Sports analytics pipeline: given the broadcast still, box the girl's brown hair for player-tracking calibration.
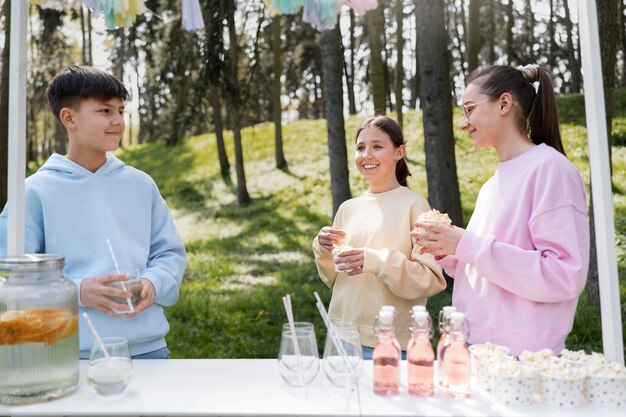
[467,65,565,155]
[355,116,412,186]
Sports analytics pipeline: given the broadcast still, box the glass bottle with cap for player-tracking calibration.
[0,254,79,405]
[373,307,400,395]
[436,305,456,388]
[442,311,471,398]
[407,310,434,396]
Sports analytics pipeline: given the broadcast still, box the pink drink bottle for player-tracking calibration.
[407,310,434,396]
[406,305,426,352]
[436,305,456,388]
[442,312,471,398]
[373,309,400,395]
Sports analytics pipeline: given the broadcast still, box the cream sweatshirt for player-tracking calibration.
[313,186,446,348]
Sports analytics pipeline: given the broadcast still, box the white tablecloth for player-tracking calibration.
[3,359,625,416]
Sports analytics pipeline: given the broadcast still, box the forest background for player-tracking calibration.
[0,0,625,358]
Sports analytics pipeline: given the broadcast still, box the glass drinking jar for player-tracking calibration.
[0,254,79,405]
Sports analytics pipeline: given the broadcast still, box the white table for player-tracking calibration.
[4,359,625,416]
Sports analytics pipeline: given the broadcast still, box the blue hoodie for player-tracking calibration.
[0,153,187,357]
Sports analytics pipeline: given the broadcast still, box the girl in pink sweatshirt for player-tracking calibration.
[413,65,589,355]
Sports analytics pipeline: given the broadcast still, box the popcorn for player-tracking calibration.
[539,358,586,379]
[519,348,554,365]
[469,343,512,391]
[587,361,626,378]
[417,209,451,223]
[560,349,588,362]
[492,361,537,378]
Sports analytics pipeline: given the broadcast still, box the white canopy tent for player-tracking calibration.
[5,1,624,364]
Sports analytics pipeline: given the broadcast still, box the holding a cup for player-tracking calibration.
[107,269,142,314]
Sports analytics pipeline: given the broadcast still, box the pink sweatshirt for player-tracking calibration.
[438,144,589,356]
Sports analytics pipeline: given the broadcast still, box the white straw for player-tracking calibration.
[106,238,133,312]
[106,239,120,272]
[282,294,302,359]
[314,292,359,382]
[82,312,110,359]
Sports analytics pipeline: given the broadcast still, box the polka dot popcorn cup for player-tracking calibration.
[468,343,511,392]
[585,362,626,406]
[540,368,586,407]
[491,363,537,405]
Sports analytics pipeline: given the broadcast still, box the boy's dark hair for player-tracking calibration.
[47,66,129,126]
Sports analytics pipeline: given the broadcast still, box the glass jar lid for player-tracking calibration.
[0,254,65,273]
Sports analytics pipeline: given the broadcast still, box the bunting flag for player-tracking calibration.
[32,0,205,33]
[29,0,82,11]
[181,0,205,33]
[263,0,379,31]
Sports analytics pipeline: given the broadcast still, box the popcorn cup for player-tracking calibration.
[468,344,510,392]
[492,369,537,405]
[585,373,626,406]
[332,244,352,273]
[540,371,586,407]
[417,220,452,233]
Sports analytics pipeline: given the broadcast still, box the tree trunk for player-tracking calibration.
[562,0,581,93]
[505,0,516,64]
[547,0,557,70]
[524,0,536,62]
[320,26,351,217]
[346,10,357,115]
[597,0,618,164]
[415,0,463,228]
[366,9,386,114]
[55,122,66,155]
[226,0,250,205]
[587,186,600,306]
[621,0,626,87]
[485,0,496,64]
[87,10,93,65]
[0,0,10,208]
[395,0,404,127]
[210,84,230,180]
[410,0,420,110]
[466,0,481,74]
[80,6,87,64]
[587,0,619,306]
[272,16,287,169]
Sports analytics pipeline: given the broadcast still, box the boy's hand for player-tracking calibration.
[80,274,132,317]
[125,279,156,318]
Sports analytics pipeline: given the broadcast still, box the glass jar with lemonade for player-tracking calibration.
[0,254,79,405]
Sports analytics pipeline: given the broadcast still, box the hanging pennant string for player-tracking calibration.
[264,0,306,15]
[342,0,378,15]
[29,0,82,11]
[182,0,205,33]
[263,0,380,31]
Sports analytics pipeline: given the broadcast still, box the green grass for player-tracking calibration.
[116,91,626,359]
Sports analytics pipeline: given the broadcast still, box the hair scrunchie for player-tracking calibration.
[516,64,540,83]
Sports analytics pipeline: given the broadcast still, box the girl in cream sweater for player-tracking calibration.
[313,116,446,359]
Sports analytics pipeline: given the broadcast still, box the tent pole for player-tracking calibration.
[577,0,624,365]
[6,0,27,256]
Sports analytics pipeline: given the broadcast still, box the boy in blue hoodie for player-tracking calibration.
[0,66,187,359]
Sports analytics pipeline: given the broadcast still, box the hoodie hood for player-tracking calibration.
[38,153,126,177]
